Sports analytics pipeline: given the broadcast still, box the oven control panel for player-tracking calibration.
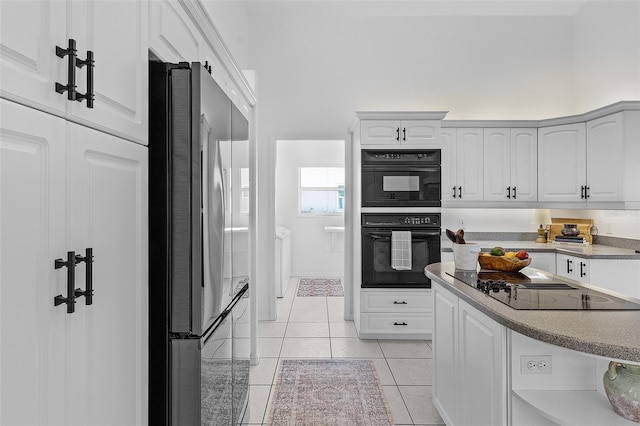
[362,213,441,228]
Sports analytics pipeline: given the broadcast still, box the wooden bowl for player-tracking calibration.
[478,255,532,272]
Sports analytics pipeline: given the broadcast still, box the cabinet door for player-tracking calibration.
[527,252,556,274]
[483,128,511,201]
[66,123,148,426]
[432,284,458,426]
[149,0,201,63]
[441,128,457,201]
[555,253,588,281]
[360,120,400,145]
[401,120,441,147]
[456,128,483,201]
[458,299,506,426]
[586,113,623,203]
[68,0,148,144]
[0,100,67,425]
[0,1,66,114]
[510,128,537,202]
[538,124,586,202]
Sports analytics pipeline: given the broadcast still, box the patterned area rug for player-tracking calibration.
[267,359,394,426]
[296,278,344,297]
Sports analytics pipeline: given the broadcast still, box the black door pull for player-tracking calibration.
[75,51,94,108]
[54,251,77,313]
[74,248,94,305]
[55,39,77,101]
[393,301,408,305]
[393,322,408,326]
[507,186,511,199]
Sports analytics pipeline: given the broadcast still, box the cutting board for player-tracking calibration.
[548,218,593,244]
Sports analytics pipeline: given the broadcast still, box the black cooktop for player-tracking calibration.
[446,270,640,310]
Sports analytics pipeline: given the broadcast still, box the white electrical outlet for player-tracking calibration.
[606,223,613,235]
[459,218,465,229]
[521,355,552,374]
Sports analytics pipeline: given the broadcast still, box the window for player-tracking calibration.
[299,167,345,214]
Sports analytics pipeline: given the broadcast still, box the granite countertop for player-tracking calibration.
[441,240,640,260]
[425,262,640,363]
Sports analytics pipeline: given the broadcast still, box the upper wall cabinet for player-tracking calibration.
[149,0,201,63]
[483,128,537,203]
[538,123,587,203]
[361,120,441,147]
[538,110,640,207]
[0,0,149,145]
[442,128,484,203]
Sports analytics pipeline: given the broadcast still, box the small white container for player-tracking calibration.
[452,242,480,271]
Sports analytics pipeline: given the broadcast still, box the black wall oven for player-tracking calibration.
[361,213,441,288]
[361,149,441,208]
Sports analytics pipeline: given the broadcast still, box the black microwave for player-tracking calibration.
[361,149,441,207]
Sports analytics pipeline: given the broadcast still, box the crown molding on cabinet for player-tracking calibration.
[180,0,257,107]
[349,110,449,130]
[350,101,640,132]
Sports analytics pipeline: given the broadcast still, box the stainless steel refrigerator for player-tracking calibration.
[149,61,250,425]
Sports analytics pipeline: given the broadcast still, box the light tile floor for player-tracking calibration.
[246,277,445,426]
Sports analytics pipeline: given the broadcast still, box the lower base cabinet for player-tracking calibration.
[1,99,148,425]
[357,289,432,339]
[433,281,507,426]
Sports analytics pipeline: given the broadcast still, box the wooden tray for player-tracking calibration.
[478,255,531,272]
[548,218,593,244]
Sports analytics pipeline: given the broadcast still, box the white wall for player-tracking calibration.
[276,140,345,277]
[444,208,640,241]
[573,1,640,111]
[200,1,251,70]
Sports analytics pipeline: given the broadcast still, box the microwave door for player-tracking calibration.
[202,125,226,334]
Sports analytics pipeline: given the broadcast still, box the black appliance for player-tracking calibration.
[361,149,441,207]
[149,61,250,425]
[447,270,640,310]
[361,213,441,288]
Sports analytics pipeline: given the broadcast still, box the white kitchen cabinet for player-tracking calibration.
[538,123,587,203]
[432,281,507,426]
[556,253,589,282]
[149,0,201,63]
[484,128,537,202]
[0,0,148,145]
[358,289,432,339]
[432,283,458,426]
[361,119,441,147]
[0,99,148,425]
[585,112,624,203]
[442,127,484,202]
[527,252,556,274]
[588,259,640,299]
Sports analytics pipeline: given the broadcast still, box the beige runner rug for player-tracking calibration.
[267,359,394,425]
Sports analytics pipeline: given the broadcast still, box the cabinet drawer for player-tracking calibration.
[360,313,432,335]
[361,290,432,313]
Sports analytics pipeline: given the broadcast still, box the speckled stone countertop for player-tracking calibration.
[441,240,640,259]
[425,262,640,363]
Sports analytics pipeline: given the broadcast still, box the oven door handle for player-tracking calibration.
[361,166,441,173]
[364,230,441,238]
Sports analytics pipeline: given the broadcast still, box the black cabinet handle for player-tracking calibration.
[393,322,408,326]
[393,301,408,305]
[74,248,94,305]
[580,262,586,277]
[513,187,517,199]
[396,127,400,141]
[402,128,406,141]
[581,186,585,199]
[567,259,573,274]
[452,186,457,198]
[75,51,94,108]
[54,251,77,313]
[458,186,462,199]
[55,39,77,101]
[507,186,511,199]
[585,186,590,199]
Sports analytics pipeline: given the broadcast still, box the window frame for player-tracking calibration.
[297,165,345,217]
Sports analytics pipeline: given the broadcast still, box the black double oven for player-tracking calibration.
[361,149,442,288]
